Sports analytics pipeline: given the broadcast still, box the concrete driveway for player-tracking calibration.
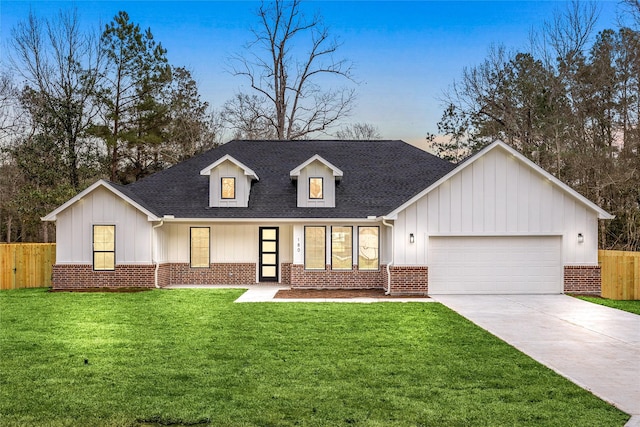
[432,295,640,423]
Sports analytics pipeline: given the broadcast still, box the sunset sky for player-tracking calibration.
[1,1,625,146]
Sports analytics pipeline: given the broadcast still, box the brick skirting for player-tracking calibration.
[281,263,292,285]
[157,263,171,287]
[388,266,428,295]
[169,263,257,285]
[54,262,584,296]
[52,264,156,289]
[286,264,427,295]
[564,265,601,295]
[52,262,257,288]
[289,264,386,289]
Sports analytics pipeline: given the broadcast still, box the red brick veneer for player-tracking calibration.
[169,263,256,285]
[52,264,155,289]
[52,262,257,288]
[389,266,428,295]
[157,263,171,287]
[280,263,292,285]
[289,264,386,289]
[564,265,601,295]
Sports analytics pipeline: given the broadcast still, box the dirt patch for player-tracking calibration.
[275,288,429,299]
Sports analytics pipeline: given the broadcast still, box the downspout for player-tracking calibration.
[382,217,394,295]
[152,220,164,288]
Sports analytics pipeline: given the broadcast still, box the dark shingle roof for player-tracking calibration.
[125,140,456,219]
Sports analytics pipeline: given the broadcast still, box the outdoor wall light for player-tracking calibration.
[577,233,584,244]
[409,233,415,244]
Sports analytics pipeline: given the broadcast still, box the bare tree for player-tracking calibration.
[221,93,277,140]
[10,9,105,189]
[0,72,27,145]
[229,0,356,140]
[621,0,640,28]
[544,0,599,63]
[335,122,382,140]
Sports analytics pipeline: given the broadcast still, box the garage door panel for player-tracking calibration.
[429,236,562,294]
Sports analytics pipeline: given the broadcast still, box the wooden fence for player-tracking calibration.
[599,250,640,300]
[0,244,56,290]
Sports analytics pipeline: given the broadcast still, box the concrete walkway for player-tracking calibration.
[234,286,435,303]
[165,285,435,303]
[432,295,640,424]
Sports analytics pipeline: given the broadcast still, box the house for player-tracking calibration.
[43,139,613,295]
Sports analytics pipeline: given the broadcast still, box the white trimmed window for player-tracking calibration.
[358,226,379,270]
[93,225,115,271]
[221,177,235,199]
[331,226,352,270]
[304,226,326,270]
[190,227,210,268]
[309,177,323,199]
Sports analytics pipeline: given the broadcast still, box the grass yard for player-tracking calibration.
[0,289,629,427]
[575,295,640,315]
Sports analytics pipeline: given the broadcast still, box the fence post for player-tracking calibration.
[12,244,16,290]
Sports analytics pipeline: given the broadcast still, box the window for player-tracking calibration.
[190,227,210,268]
[358,226,379,270]
[304,226,325,270]
[331,226,352,270]
[221,177,235,199]
[309,177,323,199]
[93,225,115,271]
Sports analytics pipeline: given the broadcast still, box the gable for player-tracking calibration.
[54,185,153,264]
[420,147,592,233]
[42,180,160,222]
[200,154,258,180]
[390,144,607,266]
[386,141,613,221]
[290,154,343,179]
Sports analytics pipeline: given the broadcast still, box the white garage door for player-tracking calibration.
[428,236,562,294]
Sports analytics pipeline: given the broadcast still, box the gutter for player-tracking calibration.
[152,220,164,288]
[382,217,394,295]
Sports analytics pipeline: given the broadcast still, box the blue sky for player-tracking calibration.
[1,1,624,146]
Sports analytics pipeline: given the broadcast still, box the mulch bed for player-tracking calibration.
[275,288,429,299]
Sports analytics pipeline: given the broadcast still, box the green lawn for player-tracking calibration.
[0,289,629,427]
[575,295,640,315]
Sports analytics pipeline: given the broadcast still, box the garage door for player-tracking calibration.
[428,236,562,294]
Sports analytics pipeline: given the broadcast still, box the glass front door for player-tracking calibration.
[259,227,278,282]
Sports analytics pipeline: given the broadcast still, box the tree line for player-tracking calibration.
[431,1,640,251]
[0,9,223,242]
[2,1,636,251]
[0,2,378,242]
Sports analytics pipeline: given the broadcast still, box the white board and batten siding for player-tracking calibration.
[159,223,293,266]
[55,186,152,264]
[393,146,599,267]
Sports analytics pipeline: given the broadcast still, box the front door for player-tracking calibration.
[259,227,279,282]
